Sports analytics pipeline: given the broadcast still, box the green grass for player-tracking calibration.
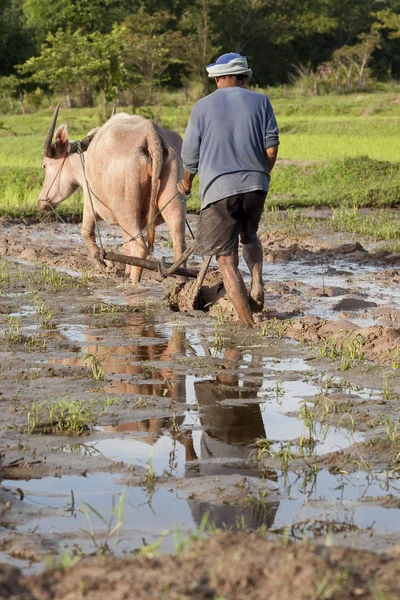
[27,396,116,435]
[263,205,400,247]
[2,91,400,219]
[279,131,400,162]
[328,206,400,240]
[268,89,400,117]
[269,156,400,209]
[0,165,83,219]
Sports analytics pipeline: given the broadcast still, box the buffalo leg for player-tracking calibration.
[157,155,187,269]
[160,195,187,271]
[124,231,148,283]
[81,203,105,266]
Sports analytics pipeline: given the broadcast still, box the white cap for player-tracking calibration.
[206,53,252,79]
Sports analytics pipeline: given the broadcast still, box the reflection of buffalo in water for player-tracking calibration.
[58,318,186,400]
[102,417,174,445]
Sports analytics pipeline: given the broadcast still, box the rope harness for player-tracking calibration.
[44,144,194,258]
[77,144,105,255]
[44,157,68,224]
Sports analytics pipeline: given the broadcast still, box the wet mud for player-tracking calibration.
[0,212,400,598]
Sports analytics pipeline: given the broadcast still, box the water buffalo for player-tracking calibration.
[38,106,186,282]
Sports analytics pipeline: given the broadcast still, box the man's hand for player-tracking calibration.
[266,145,278,173]
[177,170,196,197]
[177,180,191,196]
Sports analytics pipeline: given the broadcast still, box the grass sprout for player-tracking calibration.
[81,489,127,555]
[27,396,116,435]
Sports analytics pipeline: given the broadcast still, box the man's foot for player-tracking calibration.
[248,290,264,313]
[217,255,255,326]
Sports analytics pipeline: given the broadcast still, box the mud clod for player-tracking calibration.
[166,271,225,313]
[333,297,378,311]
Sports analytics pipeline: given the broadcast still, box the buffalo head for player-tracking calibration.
[38,104,81,211]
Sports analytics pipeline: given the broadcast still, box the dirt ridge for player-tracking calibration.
[2,533,400,600]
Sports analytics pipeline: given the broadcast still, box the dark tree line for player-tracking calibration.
[1,0,400,110]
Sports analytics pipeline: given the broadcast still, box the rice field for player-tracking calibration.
[1,91,400,218]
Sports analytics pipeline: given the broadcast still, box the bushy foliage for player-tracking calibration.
[2,0,400,111]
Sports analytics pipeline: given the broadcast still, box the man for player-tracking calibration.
[177,52,279,327]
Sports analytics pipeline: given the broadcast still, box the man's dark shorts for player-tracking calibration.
[196,190,267,257]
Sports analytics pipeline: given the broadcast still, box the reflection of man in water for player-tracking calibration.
[184,348,279,532]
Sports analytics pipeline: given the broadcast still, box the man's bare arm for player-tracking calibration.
[177,170,196,195]
[266,146,278,173]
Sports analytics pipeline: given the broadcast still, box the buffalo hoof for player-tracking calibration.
[89,255,107,272]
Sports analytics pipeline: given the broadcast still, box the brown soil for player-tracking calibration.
[2,532,400,600]
[169,276,400,365]
[259,229,400,266]
[286,316,400,365]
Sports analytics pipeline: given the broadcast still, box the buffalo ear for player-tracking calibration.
[54,124,70,157]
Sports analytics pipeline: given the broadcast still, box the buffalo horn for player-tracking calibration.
[111,103,117,117]
[42,103,60,157]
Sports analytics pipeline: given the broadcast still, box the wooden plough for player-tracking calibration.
[104,242,213,305]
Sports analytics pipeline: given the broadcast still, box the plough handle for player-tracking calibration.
[104,251,199,279]
[160,242,196,276]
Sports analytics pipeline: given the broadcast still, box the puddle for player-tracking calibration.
[53,325,197,399]
[4,465,400,562]
[91,372,362,472]
[261,357,312,372]
[57,323,91,343]
[0,291,29,299]
[9,304,38,318]
[54,335,364,469]
[2,473,196,554]
[261,259,400,326]
[28,323,383,562]
[11,257,83,279]
[273,468,400,542]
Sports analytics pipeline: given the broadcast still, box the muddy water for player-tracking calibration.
[3,310,399,568]
[261,259,400,325]
[2,473,195,557]
[1,223,400,573]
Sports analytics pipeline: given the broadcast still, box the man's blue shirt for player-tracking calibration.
[182,87,279,209]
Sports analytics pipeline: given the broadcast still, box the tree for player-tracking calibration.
[22,0,133,42]
[179,0,221,96]
[372,8,400,78]
[331,30,381,89]
[2,0,400,100]
[123,9,185,104]
[326,0,379,46]
[208,0,337,85]
[0,75,21,111]
[17,27,130,116]
[0,0,35,76]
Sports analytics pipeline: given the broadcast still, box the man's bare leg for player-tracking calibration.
[217,255,254,326]
[243,238,264,312]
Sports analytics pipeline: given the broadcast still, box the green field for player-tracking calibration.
[1,90,400,219]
